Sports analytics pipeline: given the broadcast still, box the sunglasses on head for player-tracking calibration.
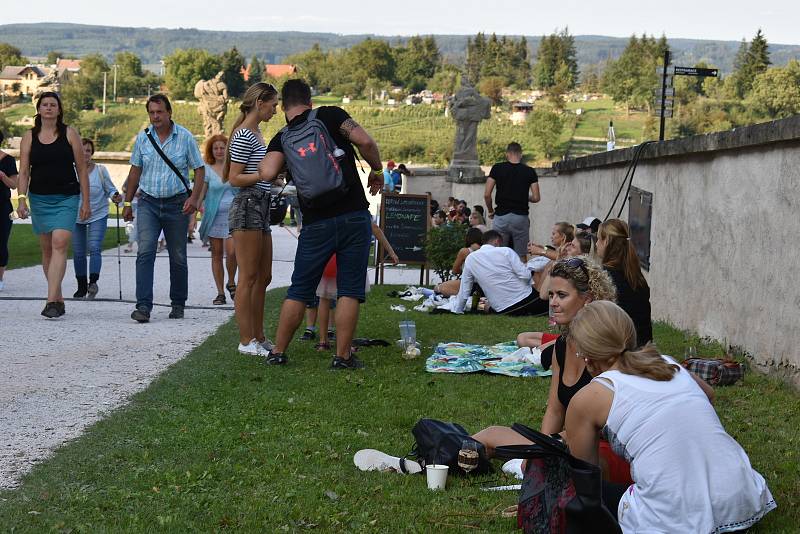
[562,257,589,278]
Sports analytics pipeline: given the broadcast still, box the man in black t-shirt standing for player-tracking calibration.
[484,142,540,259]
[258,79,384,369]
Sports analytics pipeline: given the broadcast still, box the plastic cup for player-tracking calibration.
[399,321,410,341]
[426,464,448,491]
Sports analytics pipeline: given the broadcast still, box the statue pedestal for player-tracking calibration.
[447,159,486,183]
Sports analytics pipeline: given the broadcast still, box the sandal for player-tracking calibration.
[315,342,331,352]
[226,283,236,300]
[213,294,226,305]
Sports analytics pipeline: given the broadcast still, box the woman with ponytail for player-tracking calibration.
[566,301,775,533]
[224,82,280,357]
[596,218,652,345]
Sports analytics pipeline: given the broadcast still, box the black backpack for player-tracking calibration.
[410,419,492,476]
[279,108,349,208]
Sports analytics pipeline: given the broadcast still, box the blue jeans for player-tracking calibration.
[73,217,107,277]
[135,192,189,310]
[286,209,372,304]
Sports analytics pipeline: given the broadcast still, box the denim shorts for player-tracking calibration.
[228,186,271,233]
[287,209,372,304]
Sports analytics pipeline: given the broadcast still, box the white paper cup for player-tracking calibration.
[426,464,448,491]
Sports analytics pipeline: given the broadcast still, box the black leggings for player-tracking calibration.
[499,291,549,316]
[0,210,12,267]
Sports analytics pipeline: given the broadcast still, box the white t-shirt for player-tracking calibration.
[453,244,533,313]
[595,357,776,533]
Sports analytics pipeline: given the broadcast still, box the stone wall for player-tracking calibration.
[406,115,800,388]
[550,117,800,388]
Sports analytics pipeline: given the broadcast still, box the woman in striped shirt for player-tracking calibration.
[224,82,279,356]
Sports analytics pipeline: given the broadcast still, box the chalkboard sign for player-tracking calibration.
[379,193,430,265]
[629,186,653,271]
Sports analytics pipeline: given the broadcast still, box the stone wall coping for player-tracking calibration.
[554,114,800,173]
[4,149,132,162]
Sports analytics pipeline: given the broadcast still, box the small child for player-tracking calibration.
[314,254,339,351]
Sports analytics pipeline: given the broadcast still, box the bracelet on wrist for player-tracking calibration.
[17,194,27,200]
[124,201,132,207]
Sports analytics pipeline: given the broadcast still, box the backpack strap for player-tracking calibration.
[144,127,191,194]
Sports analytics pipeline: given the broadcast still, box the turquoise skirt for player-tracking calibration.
[29,193,79,235]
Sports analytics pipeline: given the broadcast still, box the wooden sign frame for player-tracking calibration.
[375,192,431,285]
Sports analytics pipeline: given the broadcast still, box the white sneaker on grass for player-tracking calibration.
[238,339,267,356]
[353,449,422,474]
[501,458,524,480]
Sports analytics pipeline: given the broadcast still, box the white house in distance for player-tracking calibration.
[510,101,534,125]
[0,59,82,97]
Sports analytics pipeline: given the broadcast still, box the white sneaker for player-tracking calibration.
[501,458,524,480]
[353,449,422,474]
[238,339,267,356]
[260,338,275,352]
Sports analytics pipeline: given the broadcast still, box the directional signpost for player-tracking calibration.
[655,54,720,140]
[656,51,672,141]
[674,66,719,77]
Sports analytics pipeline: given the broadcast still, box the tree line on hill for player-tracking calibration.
[2,27,799,143]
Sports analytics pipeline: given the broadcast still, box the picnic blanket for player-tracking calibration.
[426,342,552,378]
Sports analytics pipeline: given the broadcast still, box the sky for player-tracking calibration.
[4,0,800,44]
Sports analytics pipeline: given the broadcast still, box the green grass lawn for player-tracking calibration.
[567,98,649,142]
[0,287,797,532]
[7,220,128,270]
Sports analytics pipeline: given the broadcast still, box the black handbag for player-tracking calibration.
[494,423,620,534]
[269,193,287,225]
[410,419,492,476]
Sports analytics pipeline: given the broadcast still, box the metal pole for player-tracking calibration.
[113,64,117,102]
[659,50,670,141]
[116,202,122,300]
[102,71,107,115]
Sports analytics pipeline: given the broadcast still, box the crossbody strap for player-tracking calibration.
[144,128,191,194]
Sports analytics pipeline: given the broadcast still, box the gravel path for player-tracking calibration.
[0,224,425,489]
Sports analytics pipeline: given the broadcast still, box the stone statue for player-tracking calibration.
[447,82,491,182]
[194,71,229,137]
[34,70,60,103]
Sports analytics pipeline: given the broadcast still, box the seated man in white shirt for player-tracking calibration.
[453,230,548,316]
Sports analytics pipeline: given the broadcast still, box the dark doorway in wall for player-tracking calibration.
[628,186,653,271]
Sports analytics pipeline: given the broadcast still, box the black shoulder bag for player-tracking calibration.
[494,423,621,534]
[144,128,192,194]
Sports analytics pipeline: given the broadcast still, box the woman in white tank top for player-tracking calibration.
[565,301,776,534]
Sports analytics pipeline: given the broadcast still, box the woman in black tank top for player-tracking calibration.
[471,257,616,454]
[15,92,91,318]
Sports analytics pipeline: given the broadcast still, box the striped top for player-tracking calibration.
[229,128,270,193]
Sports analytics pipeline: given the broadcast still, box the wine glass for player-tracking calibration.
[458,440,480,474]
[684,345,698,361]
[547,305,558,333]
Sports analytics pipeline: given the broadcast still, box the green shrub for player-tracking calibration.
[425,223,467,282]
[392,140,426,161]
[477,137,508,166]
